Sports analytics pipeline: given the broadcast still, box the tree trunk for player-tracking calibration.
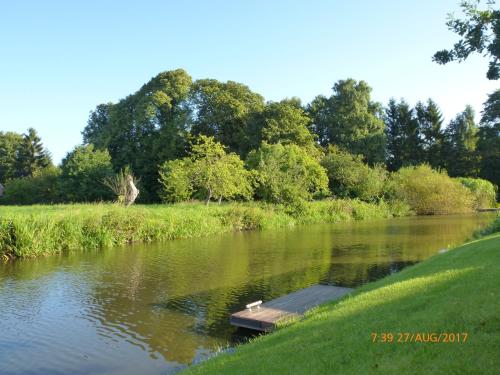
[125,175,139,206]
[205,189,212,206]
[218,196,222,205]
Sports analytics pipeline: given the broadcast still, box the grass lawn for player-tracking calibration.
[184,231,500,375]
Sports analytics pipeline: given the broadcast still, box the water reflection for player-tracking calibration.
[0,213,494,375]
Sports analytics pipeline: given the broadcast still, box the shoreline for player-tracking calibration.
[0,199,410,259]
[183,216,500,374]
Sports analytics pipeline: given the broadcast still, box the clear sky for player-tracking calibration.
[0,0,497,162]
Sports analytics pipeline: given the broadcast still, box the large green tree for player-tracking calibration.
[415,99,445,169]
[14,128,52,178]
[82,69,193,201]
[477,89,500,191]
[189,79,265,156]
[443,105,479,176]
[308,79,385,164]
[251,99,316,151]
[59,144,115,202]
[246,143,328,205]
[433,0,500,80]
[0,131,23,182]
[384,99,424,171]
[159,135,252,204]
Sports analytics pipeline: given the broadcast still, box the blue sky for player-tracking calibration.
[0,0,497,162]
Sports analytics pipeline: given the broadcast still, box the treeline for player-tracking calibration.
[0,69,498,211]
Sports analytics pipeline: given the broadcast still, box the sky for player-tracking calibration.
[0,0,498,163]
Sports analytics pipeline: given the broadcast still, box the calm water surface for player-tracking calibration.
[0,213,495,375]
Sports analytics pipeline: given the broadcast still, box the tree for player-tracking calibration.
[59,144,114,202]
[433,0,500,80]
[481,88,500,124]
[189,79,265,156]
[0,131,23,182]
[321,146,387,202]
[246,143,329,205]
[415,99,445,169]
[189,135,253,204]
[384,99,424,171]
[158,159,194,203]
[443,105,479,176]
[82,69,193,201]
[308,79,385,164]
[82,103,114,149]
[251,99,317,151]
[159,135,253,204]
[477,89,500,191]
[14,128,52,178]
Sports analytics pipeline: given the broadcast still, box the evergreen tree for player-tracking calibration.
[415,99,444,169]
[384,99,423,171]
[443,105,479,177]
[477,89,500,192]
[14,128,52,178]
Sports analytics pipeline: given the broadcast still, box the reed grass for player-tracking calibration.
[0,199,409,259]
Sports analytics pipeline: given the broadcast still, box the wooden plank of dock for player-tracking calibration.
[230,284,353,331]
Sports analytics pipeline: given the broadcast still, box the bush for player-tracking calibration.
[0,166,62,205]
[457,177,497,209]
[59,144,114,202]
[158,159,194,203]
[158,135,253,204]
[389,165,474,215]
[246,143,329,206]
[321,146,387,202]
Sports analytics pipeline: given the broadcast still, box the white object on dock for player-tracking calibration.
[245,300,262,311]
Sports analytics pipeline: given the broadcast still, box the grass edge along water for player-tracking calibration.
[0,199,410,259]
[183,215,500,375]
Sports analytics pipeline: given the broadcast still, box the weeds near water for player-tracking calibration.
[0,200,411,258]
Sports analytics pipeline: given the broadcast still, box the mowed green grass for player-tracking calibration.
[184,231,500,375]
[0,200,402,258]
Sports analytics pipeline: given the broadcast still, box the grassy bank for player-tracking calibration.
[185,218,500,375]
[0,199,408,259]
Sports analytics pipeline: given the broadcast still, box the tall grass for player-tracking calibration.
[0,200,411,259]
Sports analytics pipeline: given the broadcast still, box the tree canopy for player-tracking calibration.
[433,0,500,80]
[2,68,499,206]
[60,144,114,202]
[246,143,328,205]
[158,135,253,204]
[308,79,385,164]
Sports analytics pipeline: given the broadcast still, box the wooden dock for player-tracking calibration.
[230,284,353,331]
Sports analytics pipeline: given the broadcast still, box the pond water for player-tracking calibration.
[0,213,495,375]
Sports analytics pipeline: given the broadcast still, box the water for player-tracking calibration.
[0,213,495,375]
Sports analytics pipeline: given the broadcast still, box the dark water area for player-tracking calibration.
[0,213,495,375]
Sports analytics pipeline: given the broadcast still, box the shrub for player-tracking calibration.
[0,166,62,205]
[59,144,114,202]
[158,135,253,204]
[321,146,387,202]
[389,165,474,215]
[246,143,329,206]
[158,159,194,203]
[457,177,497,209]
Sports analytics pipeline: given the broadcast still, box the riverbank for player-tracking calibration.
[184,218,500,375]
[0,199,410,259]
